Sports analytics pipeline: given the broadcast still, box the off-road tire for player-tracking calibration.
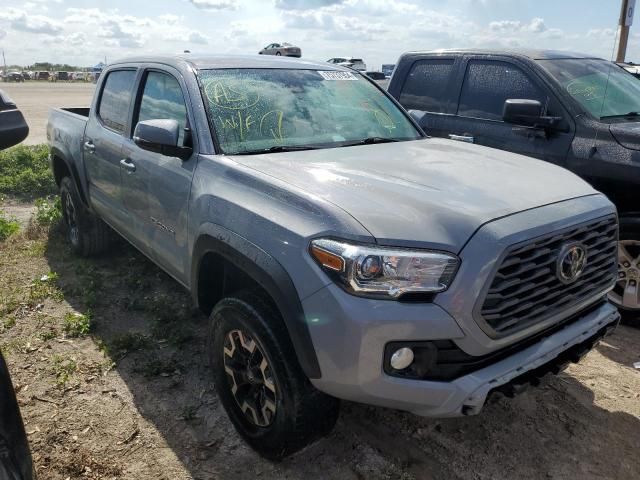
[60,176,111,257]
[208,290,340,459]
[610,218,640,325]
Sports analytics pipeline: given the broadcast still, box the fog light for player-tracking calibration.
[390,347,414,370]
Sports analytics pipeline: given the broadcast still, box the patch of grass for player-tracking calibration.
[29,272,64,304]
[1,316,16,332]
[38,328,57,341]
[63,311,91,337]
[0,144,56,198]
[0,211,20,241]
[149,303,195,346]
[51,355,77,386]
[35,197,62,227]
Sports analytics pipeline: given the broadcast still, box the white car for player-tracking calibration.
[326,57,367,71]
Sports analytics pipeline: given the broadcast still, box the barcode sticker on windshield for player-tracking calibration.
[318,71,359,81]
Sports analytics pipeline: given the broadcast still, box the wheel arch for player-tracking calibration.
[49,147,89,207]
[191,225,321,379]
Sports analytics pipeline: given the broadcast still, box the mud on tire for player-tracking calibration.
[208,290,340,459]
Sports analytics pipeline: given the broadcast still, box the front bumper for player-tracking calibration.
[305,286,619,418]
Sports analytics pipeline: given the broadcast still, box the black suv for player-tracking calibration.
[388,50,640,319]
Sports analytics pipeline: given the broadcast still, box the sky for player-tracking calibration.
[0,0,639,70]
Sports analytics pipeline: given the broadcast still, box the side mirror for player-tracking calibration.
[503,99,562,129]
[133,119,192,159]
[0,90,29,150]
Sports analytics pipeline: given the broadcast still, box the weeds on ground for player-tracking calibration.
[63,311,91,337]
[0,145,56,198]
[35,197,62,227]
[51,354,77,386]
[102,332,153,359]
[0,211,20,241]
[134,354,182,378]
[29,272,64,304]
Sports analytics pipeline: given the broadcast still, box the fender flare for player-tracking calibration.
[191,224,322,379]
[49,146,89,207]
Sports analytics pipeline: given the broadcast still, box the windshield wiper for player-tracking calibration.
[601,111,640,120]
[340,137,402,147]
[234,145,322,155]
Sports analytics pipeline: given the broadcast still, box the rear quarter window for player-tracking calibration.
[399,59,455,114]
[98,70,136,134]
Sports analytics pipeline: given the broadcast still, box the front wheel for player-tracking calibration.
[59,177,111,256]
[208,291,339,459]
[609,219,640,324]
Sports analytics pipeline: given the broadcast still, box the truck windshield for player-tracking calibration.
[198,68,422,154]
[538,58,640,120]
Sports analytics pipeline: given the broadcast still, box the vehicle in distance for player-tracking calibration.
[3,72,24,82]
[381,63,395,78]
[388,49,640,319]
[326,57,367,71]
[35,71,50,81]
[258,42,301,57]
[617,61,640,79]
[48,54,620,459]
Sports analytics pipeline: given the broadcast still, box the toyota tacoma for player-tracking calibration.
[47,55,620,459]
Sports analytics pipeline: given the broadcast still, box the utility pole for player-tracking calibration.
[616,0,636,62]
[2,49,6,75]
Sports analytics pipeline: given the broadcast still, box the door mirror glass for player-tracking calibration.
[134,119,191,159]
[0,91,29,150]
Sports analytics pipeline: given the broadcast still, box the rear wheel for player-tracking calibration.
[60,176,111,256]
[275,51,281,56]
[609,219,640,324]
[208,291,339,459]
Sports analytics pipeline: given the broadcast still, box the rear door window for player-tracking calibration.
[399,59,455,114]
[458,60,545,121]
[98,70,136,134]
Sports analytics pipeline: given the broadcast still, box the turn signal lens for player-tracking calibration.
[310,244,345,272]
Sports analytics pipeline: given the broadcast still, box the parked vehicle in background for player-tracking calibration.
[388,49,640,320]
[54,71,70,82]
[258,42,301,57]
[0,89,34,480]
[48,54,620,459]
[365,71,385,80]
[21,71,31,81]
[36,71,50,81]
[326,57,367,71]
[617,62,640,79]
[382,64,395,78]
[3,72,24,82]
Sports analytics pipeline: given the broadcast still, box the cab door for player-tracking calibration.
[445,56,575,166]
[84,69,137,234]
[120,67,198,283]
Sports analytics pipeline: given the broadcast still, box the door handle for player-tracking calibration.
[120,158,136,173]
[448,134,474,144]
[83,141,96,153]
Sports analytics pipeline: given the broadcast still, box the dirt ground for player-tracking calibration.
[1,82,95,145]
[1,202,639,480]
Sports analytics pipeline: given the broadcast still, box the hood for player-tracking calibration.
[231,138,597,252]
[609,121,640,150]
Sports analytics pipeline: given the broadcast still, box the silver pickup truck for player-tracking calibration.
[47,55,620,459]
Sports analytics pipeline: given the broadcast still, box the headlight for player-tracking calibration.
[309,238,459,299]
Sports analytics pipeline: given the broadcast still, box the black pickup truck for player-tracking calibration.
[388,49,640,319]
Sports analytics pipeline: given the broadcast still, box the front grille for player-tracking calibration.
[480,215,618,335]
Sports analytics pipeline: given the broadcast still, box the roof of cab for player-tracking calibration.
[401,49,604,61]
[108,54,347,71]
